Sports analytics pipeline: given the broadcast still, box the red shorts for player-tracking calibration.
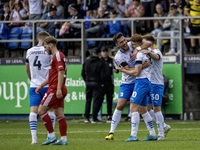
[41,87,67,109]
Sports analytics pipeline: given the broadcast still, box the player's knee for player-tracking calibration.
[116,104,124,111]
[38,107,46,116]
[38,109,43,116]
[54,111,62,119]
[130,104,140,113]
[55,114,64,119]
[139,109,147,115]
[153,106,161,113]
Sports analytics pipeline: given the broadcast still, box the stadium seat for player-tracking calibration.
[88,41,95,48]
[8,27,22,50]
[84,16,91,29]
[20,27,32,49]
[55,28,60,38]
[36,27,44,35]
[0,23,8,40]
[121,25,126,37]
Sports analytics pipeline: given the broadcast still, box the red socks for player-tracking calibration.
[40,113,54,133]
[40,113,67,137]
[58,116,67,136]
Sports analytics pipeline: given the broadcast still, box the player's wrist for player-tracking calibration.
[39,85,43,89]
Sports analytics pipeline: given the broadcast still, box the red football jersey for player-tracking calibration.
[48,51,67,90]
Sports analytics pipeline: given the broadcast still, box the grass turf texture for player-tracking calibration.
[0,119,200,150]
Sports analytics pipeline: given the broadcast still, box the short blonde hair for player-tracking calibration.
[130,34,143,43]
[43,36,57,46]
[143,34,155,44]
[38,31,50,41]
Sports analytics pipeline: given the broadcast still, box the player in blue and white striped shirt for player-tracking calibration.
[141,35,171,140]
[117,34,157,142]
[105,33,136,140]
[26,31,56,144]
[105,32,151,140]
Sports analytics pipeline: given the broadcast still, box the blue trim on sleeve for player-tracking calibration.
[135,63,140,66]
[34,45,43,47]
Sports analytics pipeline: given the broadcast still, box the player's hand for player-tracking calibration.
[143,60,151,69]
[116,65,125,72]
[113,68,119,73]
[35,86,42,94]
[140,50,149,54]
[56,89,63,99]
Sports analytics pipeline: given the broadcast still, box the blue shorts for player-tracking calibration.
[118,83,135,100]
[29,87,48,107]
[130,78,151,106]
[148,84,164,106]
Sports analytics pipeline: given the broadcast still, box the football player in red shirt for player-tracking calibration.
[36,36,68,145]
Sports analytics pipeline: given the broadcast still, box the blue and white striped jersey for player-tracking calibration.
[150,49,164,85]
[114,42,136,84]
[26,45,52,87]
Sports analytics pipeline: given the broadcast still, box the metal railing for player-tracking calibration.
[1,16,200,64]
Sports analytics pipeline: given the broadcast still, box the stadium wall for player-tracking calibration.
[0,63,182,116]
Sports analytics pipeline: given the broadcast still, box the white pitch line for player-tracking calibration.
[0,128,200,135]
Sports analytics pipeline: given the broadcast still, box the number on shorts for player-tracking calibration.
[151,94,159,100]
[132,91,137,97]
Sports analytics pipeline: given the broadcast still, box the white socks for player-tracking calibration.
[148,110,156,122]
[130,112,140,137]
[49,132,55,138]
[61,136,67,142]
[29,112,37,140]
[142,112,156,136]
[30,111,57,139]
[109,109,122,133]
[149,110,166,136]
[155,111,164,137]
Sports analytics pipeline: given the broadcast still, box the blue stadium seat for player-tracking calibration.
[20,27,32,49]
[36,27,44,35]
[55,28,60,38]
[0,23,8,40]
[84,16,91,29]
[121,25,126,37]
[8,27,22,49]
[88,41,95,48]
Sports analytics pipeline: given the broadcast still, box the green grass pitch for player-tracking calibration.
[0,119,200,150]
